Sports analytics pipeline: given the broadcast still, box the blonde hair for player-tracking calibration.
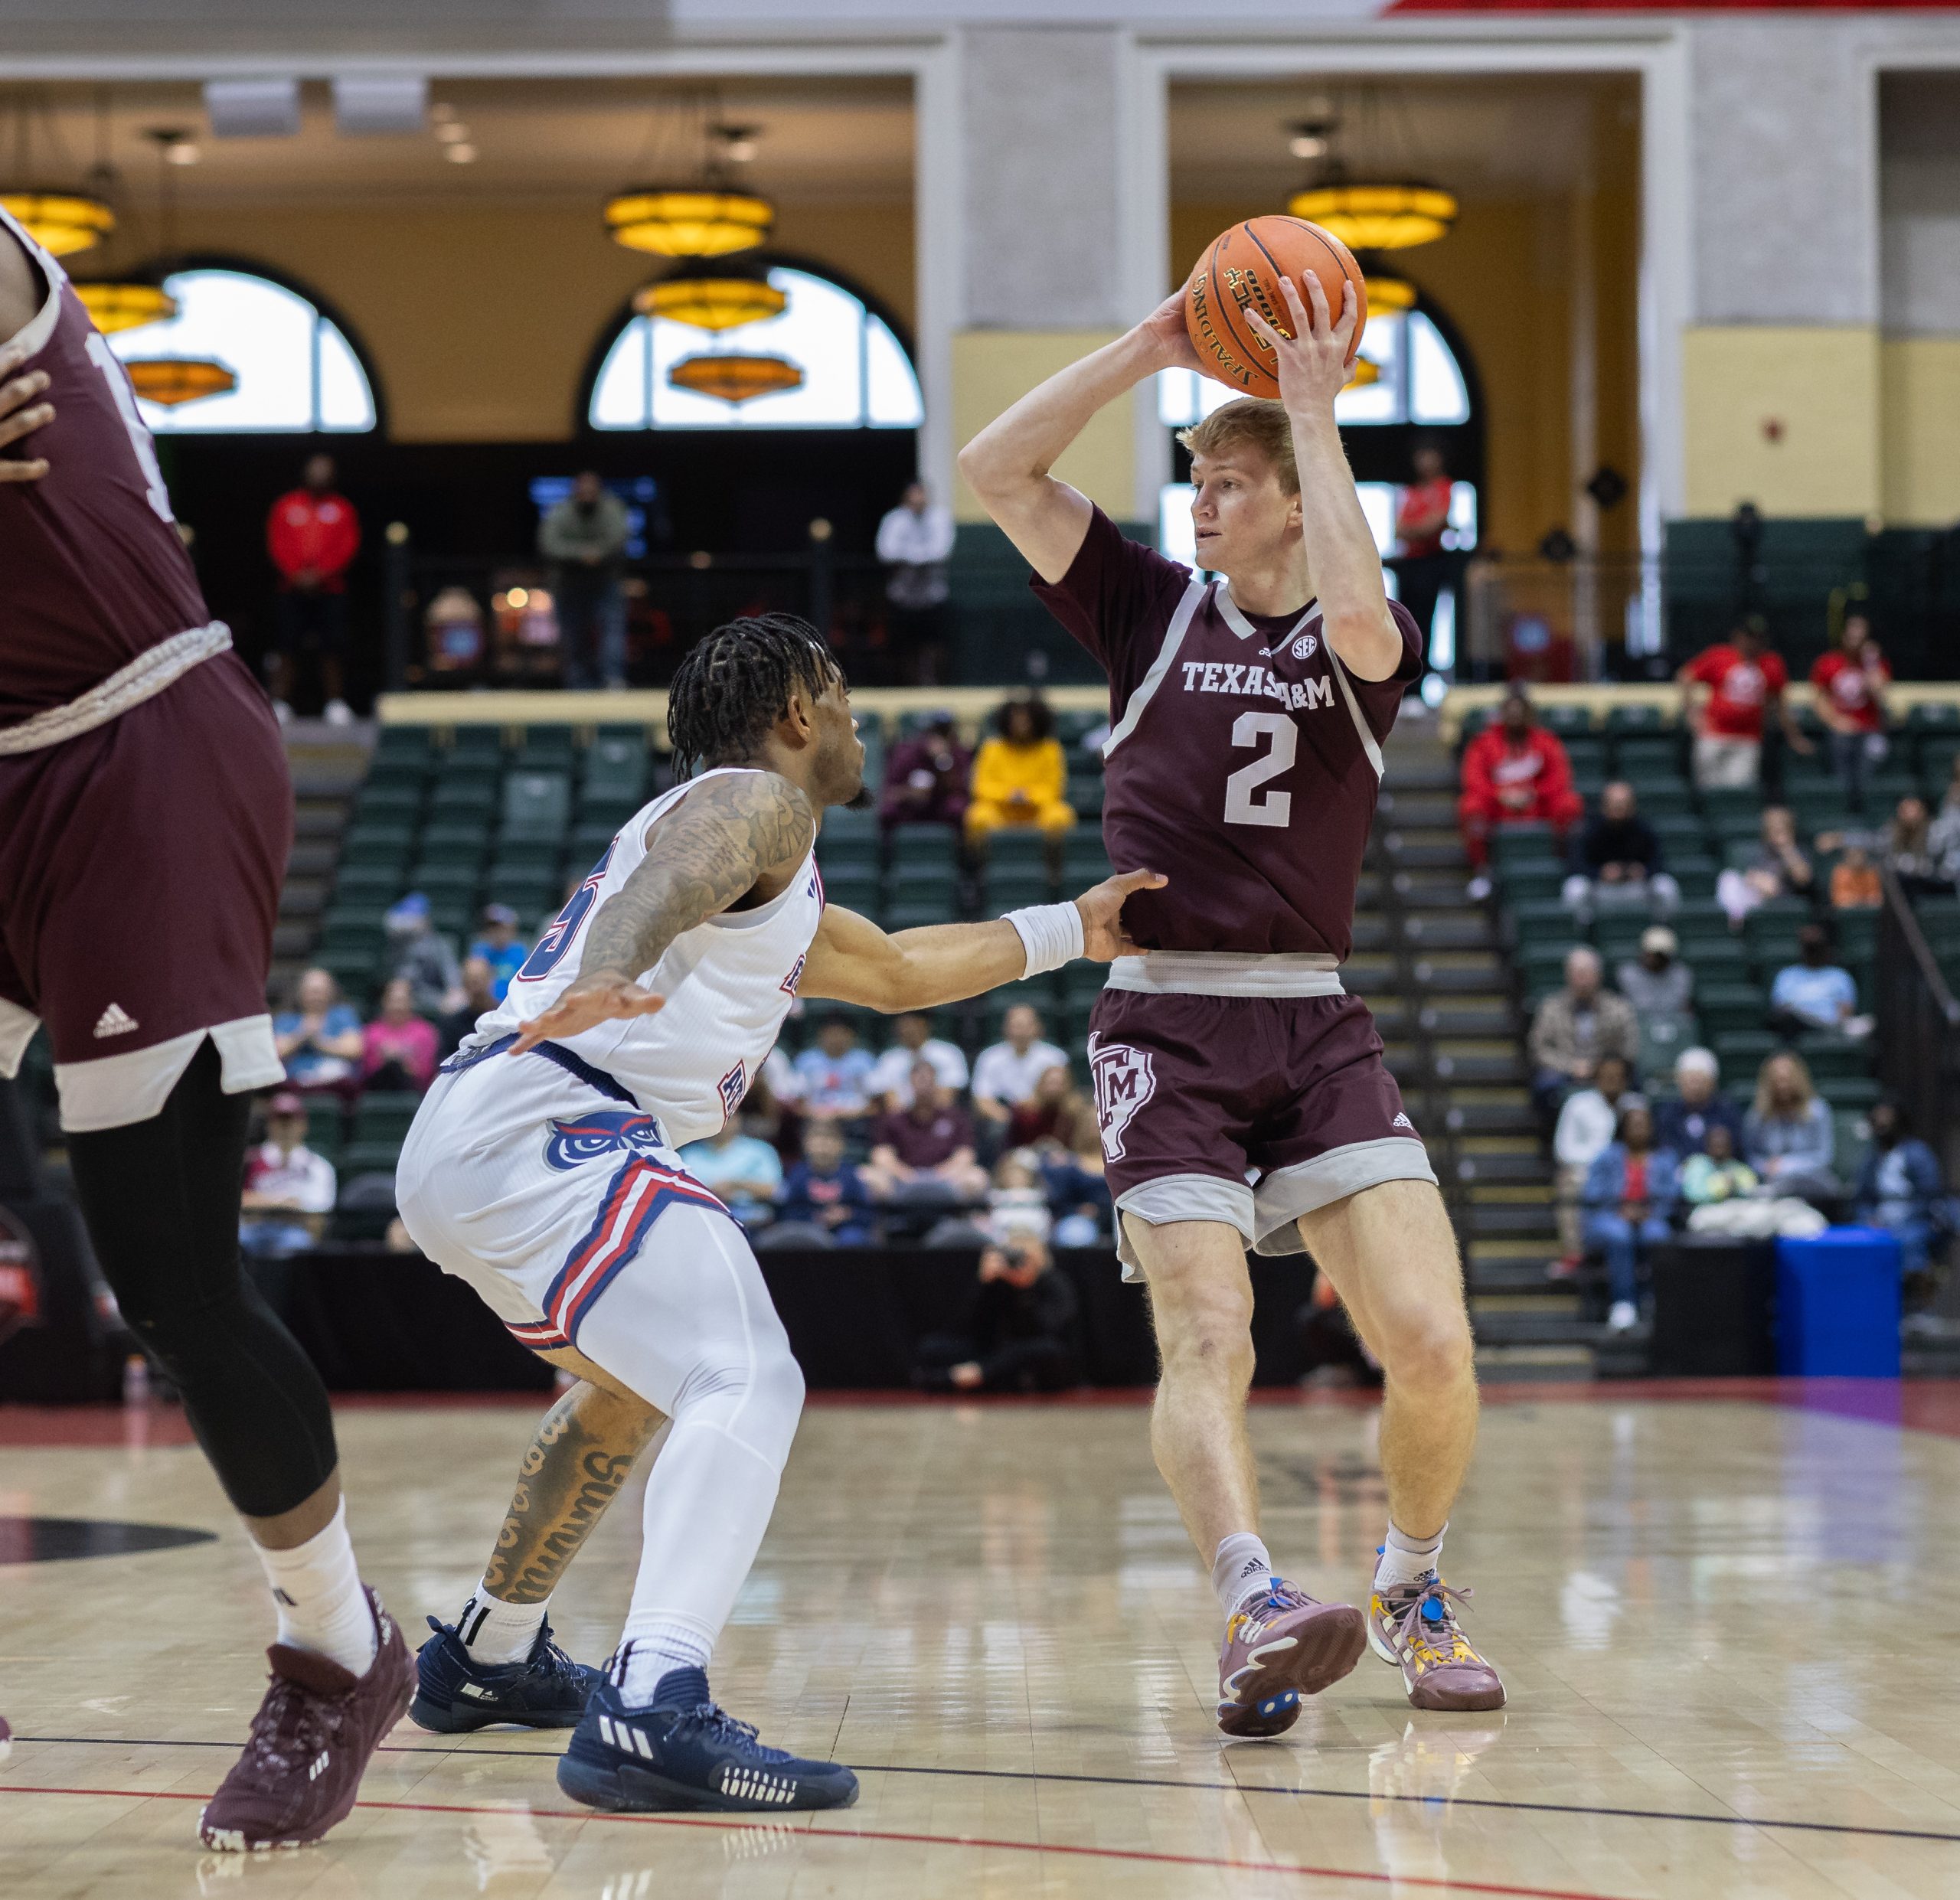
[1177,398,1298,495]
[1754,1050,1815,1121]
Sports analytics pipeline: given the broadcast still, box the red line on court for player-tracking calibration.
[0,1781,1636,1899]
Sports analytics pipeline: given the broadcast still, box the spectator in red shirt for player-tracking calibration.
[266,452,361,725]
[877,710,972,833]
[1809,612,1891,812]
[1458,684,1583,900]
[1393,441,1454,662]
[1677,617,1810,791]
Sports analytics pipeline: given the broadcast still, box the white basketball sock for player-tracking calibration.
[1374,1521,1446,1595]
[1212,1532,1275,1616]
[613,1624,715,1705]
[254,1498,377,1676]
[459,1581,549,1667]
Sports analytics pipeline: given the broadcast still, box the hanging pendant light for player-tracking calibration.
[1,191,116,257]
[122,357,236,406]
[1344,358,1379,391]
[73,278,178,334]
[633,259,785,331]
[1288,184,1456,252]
[668,352,802,404]
[605,188,773,258]
[1358,266,1416,314]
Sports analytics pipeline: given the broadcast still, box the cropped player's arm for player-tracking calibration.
[798,868,1165,1012]
[957,293,1203,584]
[511,772,816,1052]
[1245,277,1405,683]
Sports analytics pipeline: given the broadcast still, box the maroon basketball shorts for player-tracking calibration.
[0,652,291,1131]
[1087,982,1436,1278]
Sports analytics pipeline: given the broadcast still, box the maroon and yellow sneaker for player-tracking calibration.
[198,1588,413,1851]
[1367,1575,1506,1712]
[1217,1578,1367,1738]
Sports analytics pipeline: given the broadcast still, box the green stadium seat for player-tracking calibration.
[416,825,492,867]
[333,863,407,906]
[582,733,650,805]
[987,871,1054,912]
[890,823,961,868]
[1490,824,1557,866]
[340,825,413,868]
[406,863,480,902]
[884,893,960,930]
[1794,1035,1871,1082]
[518,724,577,760]
[318,950,382,1001]
[822,807,879,844]
[351,784,422,824]
[1508,899,1582,944]
[1712,1029,1776,1077]
[501,770,571,842]
[449,726,505,762]
[1696,981,1767,1037]
[1067,774,1105,817]
[430,776,499,818]
[482,873,557,917]
[1606,703,1673,733]
[984,831,1050,873]
[1563,737,1609,779]
[816,836,880,879]
[1632,785,1695,818]
[374,725,435,764]
[1061,833,1112,882]
[821,871,880,913]
[1818,1075,1880,1112]
[1540,704,1594,736]
[489,838,560,876]
[1832,1108,1873,1179]
[317,915,385,955]
[364,756,432,793]
[1638,1010,1698,1079]
[1494,863,1564,907]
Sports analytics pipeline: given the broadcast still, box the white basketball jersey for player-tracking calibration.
[460,766,823,1145]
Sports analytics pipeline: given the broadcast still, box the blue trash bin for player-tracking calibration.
[1775,1228,1903,1377]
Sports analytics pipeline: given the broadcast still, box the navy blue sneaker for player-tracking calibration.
[557,1667,859,1813]
[410,1614,599,1732]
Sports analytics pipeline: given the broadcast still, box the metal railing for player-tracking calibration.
[1874,867,1960,1181]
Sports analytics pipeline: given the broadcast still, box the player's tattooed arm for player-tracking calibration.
[511,771,815,1051]
[480,1381,665,1605]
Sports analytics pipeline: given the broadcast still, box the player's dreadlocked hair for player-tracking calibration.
[666,613,844,779]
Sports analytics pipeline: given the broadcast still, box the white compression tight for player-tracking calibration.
[572,1202,805,1683]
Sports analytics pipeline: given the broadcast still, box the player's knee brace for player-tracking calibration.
[669,1321,805,1477]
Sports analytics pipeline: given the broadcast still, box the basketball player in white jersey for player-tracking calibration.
[397,614,1159,1813]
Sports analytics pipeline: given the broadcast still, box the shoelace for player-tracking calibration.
[240,1673,338,1777]
[678,1700,794,1762]
[1244,1578,1313,1628]
[1387,1578,1476,1664]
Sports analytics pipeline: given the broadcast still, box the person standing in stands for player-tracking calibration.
[876,481,956,684]
[1393,442,1453,662]
[266,452,361,725]
[539,471,631,690]
[1458,685,1582,903]
[1809,612,1890,814]
[1677,616,1811,791]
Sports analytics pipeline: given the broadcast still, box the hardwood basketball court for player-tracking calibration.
[3,1382,1955,1898]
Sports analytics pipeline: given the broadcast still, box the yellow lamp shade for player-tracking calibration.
[123,356,237,406]
[1287,185,1457,252]
[1361,273,1416,314]
[2,191,115,258]
[605,188,773,258]
[74,280,178,335]
[634,273,786,331]
[667,352,802,404]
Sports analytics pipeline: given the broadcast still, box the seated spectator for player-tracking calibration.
[1809,612,1890,812]
[1007,1063,1099,1152]
[1678,1124,1759,1206]
[1040,1144,1111,1249]
[972,1004,1070,1133]
[1928,756,1960,885]
[792,1014,879,1125]
[912,1236,1080,1394]
[1527,947,1638,1122]
[240,1092,338,1256]
[1768,923,1870,1041]
[467,903,528,1001]
[867,1010,969,1108]
[965,695,1074,841]
[1459,684,1583,902]
[864,1060,988,1202]
[1562,781,1680,919]
[985,1148,1054,1249]
[1716,806,1814,928]
[1677,617,1809,792]
[1830,841,1883,910]
[1553,1054,1643,1267]
[1616,926,1694,1019]
[437,955,498,1059]
[386,893,464,1017]
[1851,1099,1949,1281]
[680,1114,784,1230]
[360,977,438,1092]
[776,1122,876,1245]
[879,711,972,832]
[1884,795,1955,898]
[1582,1102,1677,1334]
[1743,1052,1837,1205]
[274,967,364,1091]
[1654,1046,1746,1159]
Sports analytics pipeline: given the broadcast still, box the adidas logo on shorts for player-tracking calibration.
[93,1003,139,1039]
[1392,1112,1414,1131]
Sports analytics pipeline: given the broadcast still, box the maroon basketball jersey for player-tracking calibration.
[1033,507,1420,958]
[0,209,211,730]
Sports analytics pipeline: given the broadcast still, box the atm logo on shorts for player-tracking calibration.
[1088,1034,1157,1162]
[544,1110,667,1170]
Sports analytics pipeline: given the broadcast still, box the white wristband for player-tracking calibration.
[1004,901,1085,976]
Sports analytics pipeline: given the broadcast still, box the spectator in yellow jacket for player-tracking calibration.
[966,696,1076,839]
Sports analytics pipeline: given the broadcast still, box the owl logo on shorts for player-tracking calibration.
[1088,1035,1157,1162]
[544,1110,667,1170]
[1291,632,1318,661]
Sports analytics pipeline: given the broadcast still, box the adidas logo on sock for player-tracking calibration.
[93,1003,139,1039]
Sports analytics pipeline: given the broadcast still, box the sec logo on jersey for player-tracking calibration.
[1290,632,1318,661]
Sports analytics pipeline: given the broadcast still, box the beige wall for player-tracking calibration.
[170,199,916,443]
[1882,338,1960,526]
[949,331,1134,521]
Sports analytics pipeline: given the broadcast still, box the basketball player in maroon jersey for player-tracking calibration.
[962,269,1504,1724]
[0,211,415,1844]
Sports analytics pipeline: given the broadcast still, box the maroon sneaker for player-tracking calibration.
[1216,1578,1367,1738]
[198,1588,413,1852]
[1367,1575,1506,1712]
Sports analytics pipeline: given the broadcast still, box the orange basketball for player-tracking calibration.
[1182,215,1367,402]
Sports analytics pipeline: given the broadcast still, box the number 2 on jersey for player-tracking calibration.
[1223,711,1296,828]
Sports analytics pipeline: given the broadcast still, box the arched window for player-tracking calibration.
[105,266,377,434]
[589,264,922,431]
